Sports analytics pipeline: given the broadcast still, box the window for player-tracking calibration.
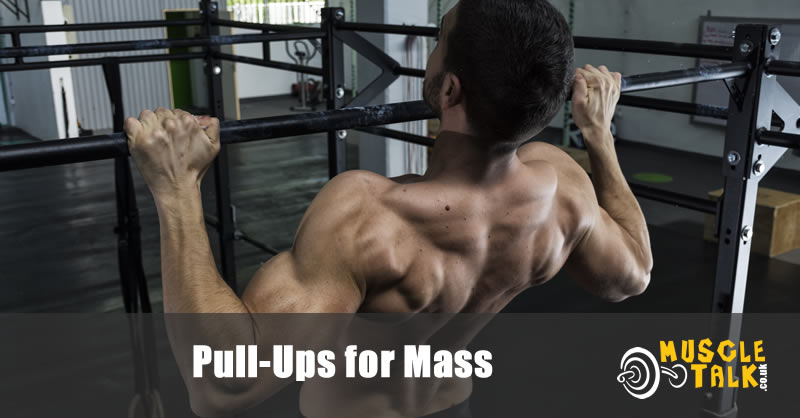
[227,0,325,25]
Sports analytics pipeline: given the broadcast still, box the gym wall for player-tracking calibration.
[233,27,323,99]
[0,1,60,139]
[62,0,225,133]
[356,0,430,178]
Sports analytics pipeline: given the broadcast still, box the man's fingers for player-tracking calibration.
[155,107,174,122]
[584,64,603,77]
[139,109,157,130]
[578,68,603,88]
[173,108,193,120]
[612,72,623,88]
[572,75,588,105]
[125,117,142,143]
[203,117,221,145]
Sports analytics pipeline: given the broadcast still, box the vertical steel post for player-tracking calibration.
[103,59,151,314]
[703,24,784,418]
[712,25,777,315]
[201,0,238,291]
[11,32,22,65]
[261,29,271,61]
[321,7,347,178]
[104,60,162,418]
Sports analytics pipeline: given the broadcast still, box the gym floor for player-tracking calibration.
[1,95,798,313]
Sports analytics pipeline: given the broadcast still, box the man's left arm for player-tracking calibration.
[126,108,245,314]
[125,108,365,417]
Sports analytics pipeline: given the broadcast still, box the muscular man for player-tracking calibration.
[125,0,651,416]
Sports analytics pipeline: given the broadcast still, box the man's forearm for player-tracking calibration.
[154,188,247,314]
[584,130,652,264]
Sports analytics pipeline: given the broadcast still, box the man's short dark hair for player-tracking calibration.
[445,0,575,141]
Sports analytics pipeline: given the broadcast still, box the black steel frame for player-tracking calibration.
[0,0,29,23]
[1,7,800,418]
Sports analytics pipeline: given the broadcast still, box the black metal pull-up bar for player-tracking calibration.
[766,60,800,77]
[0,101,434,172]
[0,62,766,172]
[0,18,203,34]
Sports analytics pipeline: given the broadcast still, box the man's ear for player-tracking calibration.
[442,72,463,108]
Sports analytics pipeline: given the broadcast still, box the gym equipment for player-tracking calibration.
[286,39,322,111]
[0,5,799,418]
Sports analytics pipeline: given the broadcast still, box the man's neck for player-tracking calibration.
[424,130,522,184]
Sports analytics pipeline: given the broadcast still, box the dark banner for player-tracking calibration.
[0,314,795,418]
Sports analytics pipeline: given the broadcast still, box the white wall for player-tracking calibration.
[358,0,429,177]
[233,27,322,99]
[599,0,800,170]
[434,0,800,169]
[0,0,60,140]
[63,0,221,132]
[42,1,79,139]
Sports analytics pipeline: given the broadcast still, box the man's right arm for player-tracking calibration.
[564,65,652,302]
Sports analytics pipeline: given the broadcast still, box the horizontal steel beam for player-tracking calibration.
[757,129,800,149]
[574,36,733,60]
[0,18,203,34]
[0,101,436,172]
[0,32,325,59]
[629,182,718,214]
[765,60,800,77]
[394,66,426,78]
[355,126,435,147]
[335,23,731,63]
[215,52,323,76]
[618,95,729,119]
[0,52,204,72]
[210,18,313,33]
[337,21,439,37]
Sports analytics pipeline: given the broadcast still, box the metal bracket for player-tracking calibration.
[753,82,799,176]
[722,78,745,110]
[334,30,401,108]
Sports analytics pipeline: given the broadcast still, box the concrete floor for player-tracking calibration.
[0,94,798,312]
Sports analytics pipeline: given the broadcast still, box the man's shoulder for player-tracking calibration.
[517,142,596,227]
[518,141,575,168]
[519,142,592,186]
[321,170,396,201]
[305,170,396,225]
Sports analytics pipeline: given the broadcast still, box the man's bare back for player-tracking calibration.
[288,136,602,418]
[328,138,581,314]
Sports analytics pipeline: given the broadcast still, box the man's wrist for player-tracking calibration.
[580,125,609,140]
[153,184,203,216]
[581,128,614,151]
